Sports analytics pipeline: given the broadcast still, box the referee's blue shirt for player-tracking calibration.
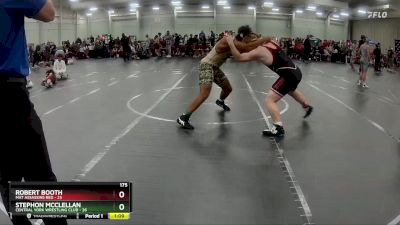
[0,0,46,77]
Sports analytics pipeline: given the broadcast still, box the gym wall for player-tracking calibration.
[352,18,400,51]
[25,6,351,45]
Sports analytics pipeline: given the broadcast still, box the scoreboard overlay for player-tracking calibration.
[8,182,132,220]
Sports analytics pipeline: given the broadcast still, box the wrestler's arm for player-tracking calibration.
[235,36,271,52]
[216,36,271,53]
[227,36,264,62]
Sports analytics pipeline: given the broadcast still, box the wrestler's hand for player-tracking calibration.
[226,35,235,44]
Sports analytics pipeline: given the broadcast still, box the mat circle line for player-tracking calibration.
[126,87,289,125]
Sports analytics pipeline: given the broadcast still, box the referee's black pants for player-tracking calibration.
[0,77,67,225]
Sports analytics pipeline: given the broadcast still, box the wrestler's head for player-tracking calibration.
[236,25,253,42]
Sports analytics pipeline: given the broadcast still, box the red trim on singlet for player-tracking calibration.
[271,88,284,97]
[262,42,281,64]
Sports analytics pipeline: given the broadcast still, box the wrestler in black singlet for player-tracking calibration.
[263,42,302,97]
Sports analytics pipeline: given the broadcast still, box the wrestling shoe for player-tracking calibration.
[303,106,313,118]
[263,124,285,137]
[26,80,34,89]
[216,99,231,111]
[362,83,369,88]
[357,80,362,86]
[177,115,194,130]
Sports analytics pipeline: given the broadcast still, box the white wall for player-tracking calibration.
[327,20,348,41]
[111,14,139,38]
[25,5,351,45]
[25,4,77,45]
[41,18,60,44]
[60,7,77,43]
[175,10,215,35]
[88,11,109,37]
[25,18,40,45]
[77,14,88,40]
[352,18,400,51]
[256,14,291,38]
[293,16,327,39]
[216,7,254,33]
[140,9,174,39]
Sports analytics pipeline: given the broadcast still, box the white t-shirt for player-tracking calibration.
[53,59,66,74]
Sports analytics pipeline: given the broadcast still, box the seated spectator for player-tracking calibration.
[53,54,67,80]
[322,48,331,61]
[387,48,395,72]
[77,44,88,59]
[110,47,119,58]
[42,69,57,88]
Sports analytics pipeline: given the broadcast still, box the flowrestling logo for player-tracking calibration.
[368,11,388,19]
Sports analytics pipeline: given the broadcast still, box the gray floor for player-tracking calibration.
[1,57,400,225]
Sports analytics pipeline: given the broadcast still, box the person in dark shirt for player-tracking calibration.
[186,34,194,56]
[32,45,42,68]
[0,1,68,225]
[193,35,200,45]
[303,35,312,63]
[109,38,115,53]
[187,34,194,45]
[121,33,131,61]
[199,30,206,44]
[373,43,382,72]
[387,48,395,72]
[210,30,216,47]
[174,34,181,56]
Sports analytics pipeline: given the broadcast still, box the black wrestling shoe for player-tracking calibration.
[263,124,285,137]
[216,100,231,111]
[177,115,194,130]
[303,106,313,118]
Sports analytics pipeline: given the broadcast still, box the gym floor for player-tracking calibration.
[1,58,400,225]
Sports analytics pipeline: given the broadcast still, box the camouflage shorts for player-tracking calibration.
[199,63,229,87]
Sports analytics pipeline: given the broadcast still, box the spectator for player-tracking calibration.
[76,37,82,45]
[387,48,395,72]
[154,35,161,57]
[323,47,331,62]
[209,30,216,47]
[193,35,200,57]
[303,35,312,62]
[199,30,206,45]
[186,34,194,56]
[53,54,67,79]
[42,69,57,88]
[286,38,293,57]
[109,37,115,53]
[217,32,224,42]
[373,43,382,72]
[174,33,181,56]
[121,33,131,61]
[163,30,173,58]
[32,45,41,67]
[183,34,188,45]
[350,40,358,70]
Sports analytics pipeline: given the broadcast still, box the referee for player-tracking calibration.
[0,1,67,225]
